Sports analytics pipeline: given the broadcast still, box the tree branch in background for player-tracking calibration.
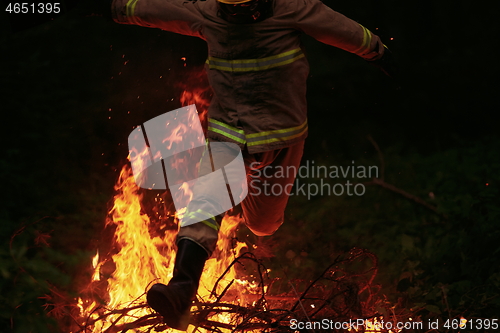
[364,135,446,219]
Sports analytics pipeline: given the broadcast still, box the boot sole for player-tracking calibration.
[147,284,190,331]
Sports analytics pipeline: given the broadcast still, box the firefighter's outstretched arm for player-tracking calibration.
[292,0,397,77]
[111,0,205,38]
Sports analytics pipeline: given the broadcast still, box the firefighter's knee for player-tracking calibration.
[177,222,219,257]
[245,216,283,236]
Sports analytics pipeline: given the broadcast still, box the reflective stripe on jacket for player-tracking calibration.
[112,0,384,153]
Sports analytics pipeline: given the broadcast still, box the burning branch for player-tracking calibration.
[71,247,409,333]
[55,157,413,332]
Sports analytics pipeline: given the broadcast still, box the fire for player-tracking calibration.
[75,164,253,332]
[75,160,396,332]
[70,71,404,333]
[74,72,258,332]
[91,251,101,282]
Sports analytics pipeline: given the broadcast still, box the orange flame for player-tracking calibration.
[73,71,400,333]
[75,71,259,332]
[76,164,254,332]
[91,251,101,282]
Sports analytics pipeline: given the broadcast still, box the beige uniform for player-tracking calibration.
[112,0,384,254]
[112,0,383,154]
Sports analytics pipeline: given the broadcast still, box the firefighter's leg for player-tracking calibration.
[176,141,245,254]
[241,140,304,236]
[147,238,208,330]
[147,141,242,330]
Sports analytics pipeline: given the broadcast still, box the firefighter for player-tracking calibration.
[108,0,397,329]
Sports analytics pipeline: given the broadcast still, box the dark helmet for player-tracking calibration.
[217,0,273,24]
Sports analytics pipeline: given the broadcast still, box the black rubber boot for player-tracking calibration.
[147,239,208,331]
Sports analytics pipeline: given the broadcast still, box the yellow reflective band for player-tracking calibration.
[247,124,308,147]
[208,126,247,144]
[217,48,301,64]
[355,24,372,55]
[193,209,217,221]
[201,220,220,231]
[209,118,244,134]
[208,118,308,148]
[246,120,307,139]
[194,209,220,231]
[181,209,220,231]
[217,0,252,3]
[363,26,372,50]
[207,54,304,72]
[126,0,140,17]
[206,49,305,72]
[208,118,246,144]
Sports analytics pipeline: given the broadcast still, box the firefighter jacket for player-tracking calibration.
[111,0,384,153]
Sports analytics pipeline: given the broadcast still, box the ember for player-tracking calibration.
[69,165,408,332]
[62,72,410,333]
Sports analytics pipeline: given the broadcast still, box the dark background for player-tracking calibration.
[1,0,499,331]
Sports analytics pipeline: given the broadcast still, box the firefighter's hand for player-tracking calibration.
[367,45,398,79]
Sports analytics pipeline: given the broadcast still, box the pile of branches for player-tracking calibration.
[71,248,410,333]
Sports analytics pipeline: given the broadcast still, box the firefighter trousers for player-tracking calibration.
[177,140,304,256]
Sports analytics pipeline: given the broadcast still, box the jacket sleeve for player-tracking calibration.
[111,0,205,39]
[291,0,384,60]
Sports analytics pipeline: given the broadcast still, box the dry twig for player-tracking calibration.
[67,249,411,333]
